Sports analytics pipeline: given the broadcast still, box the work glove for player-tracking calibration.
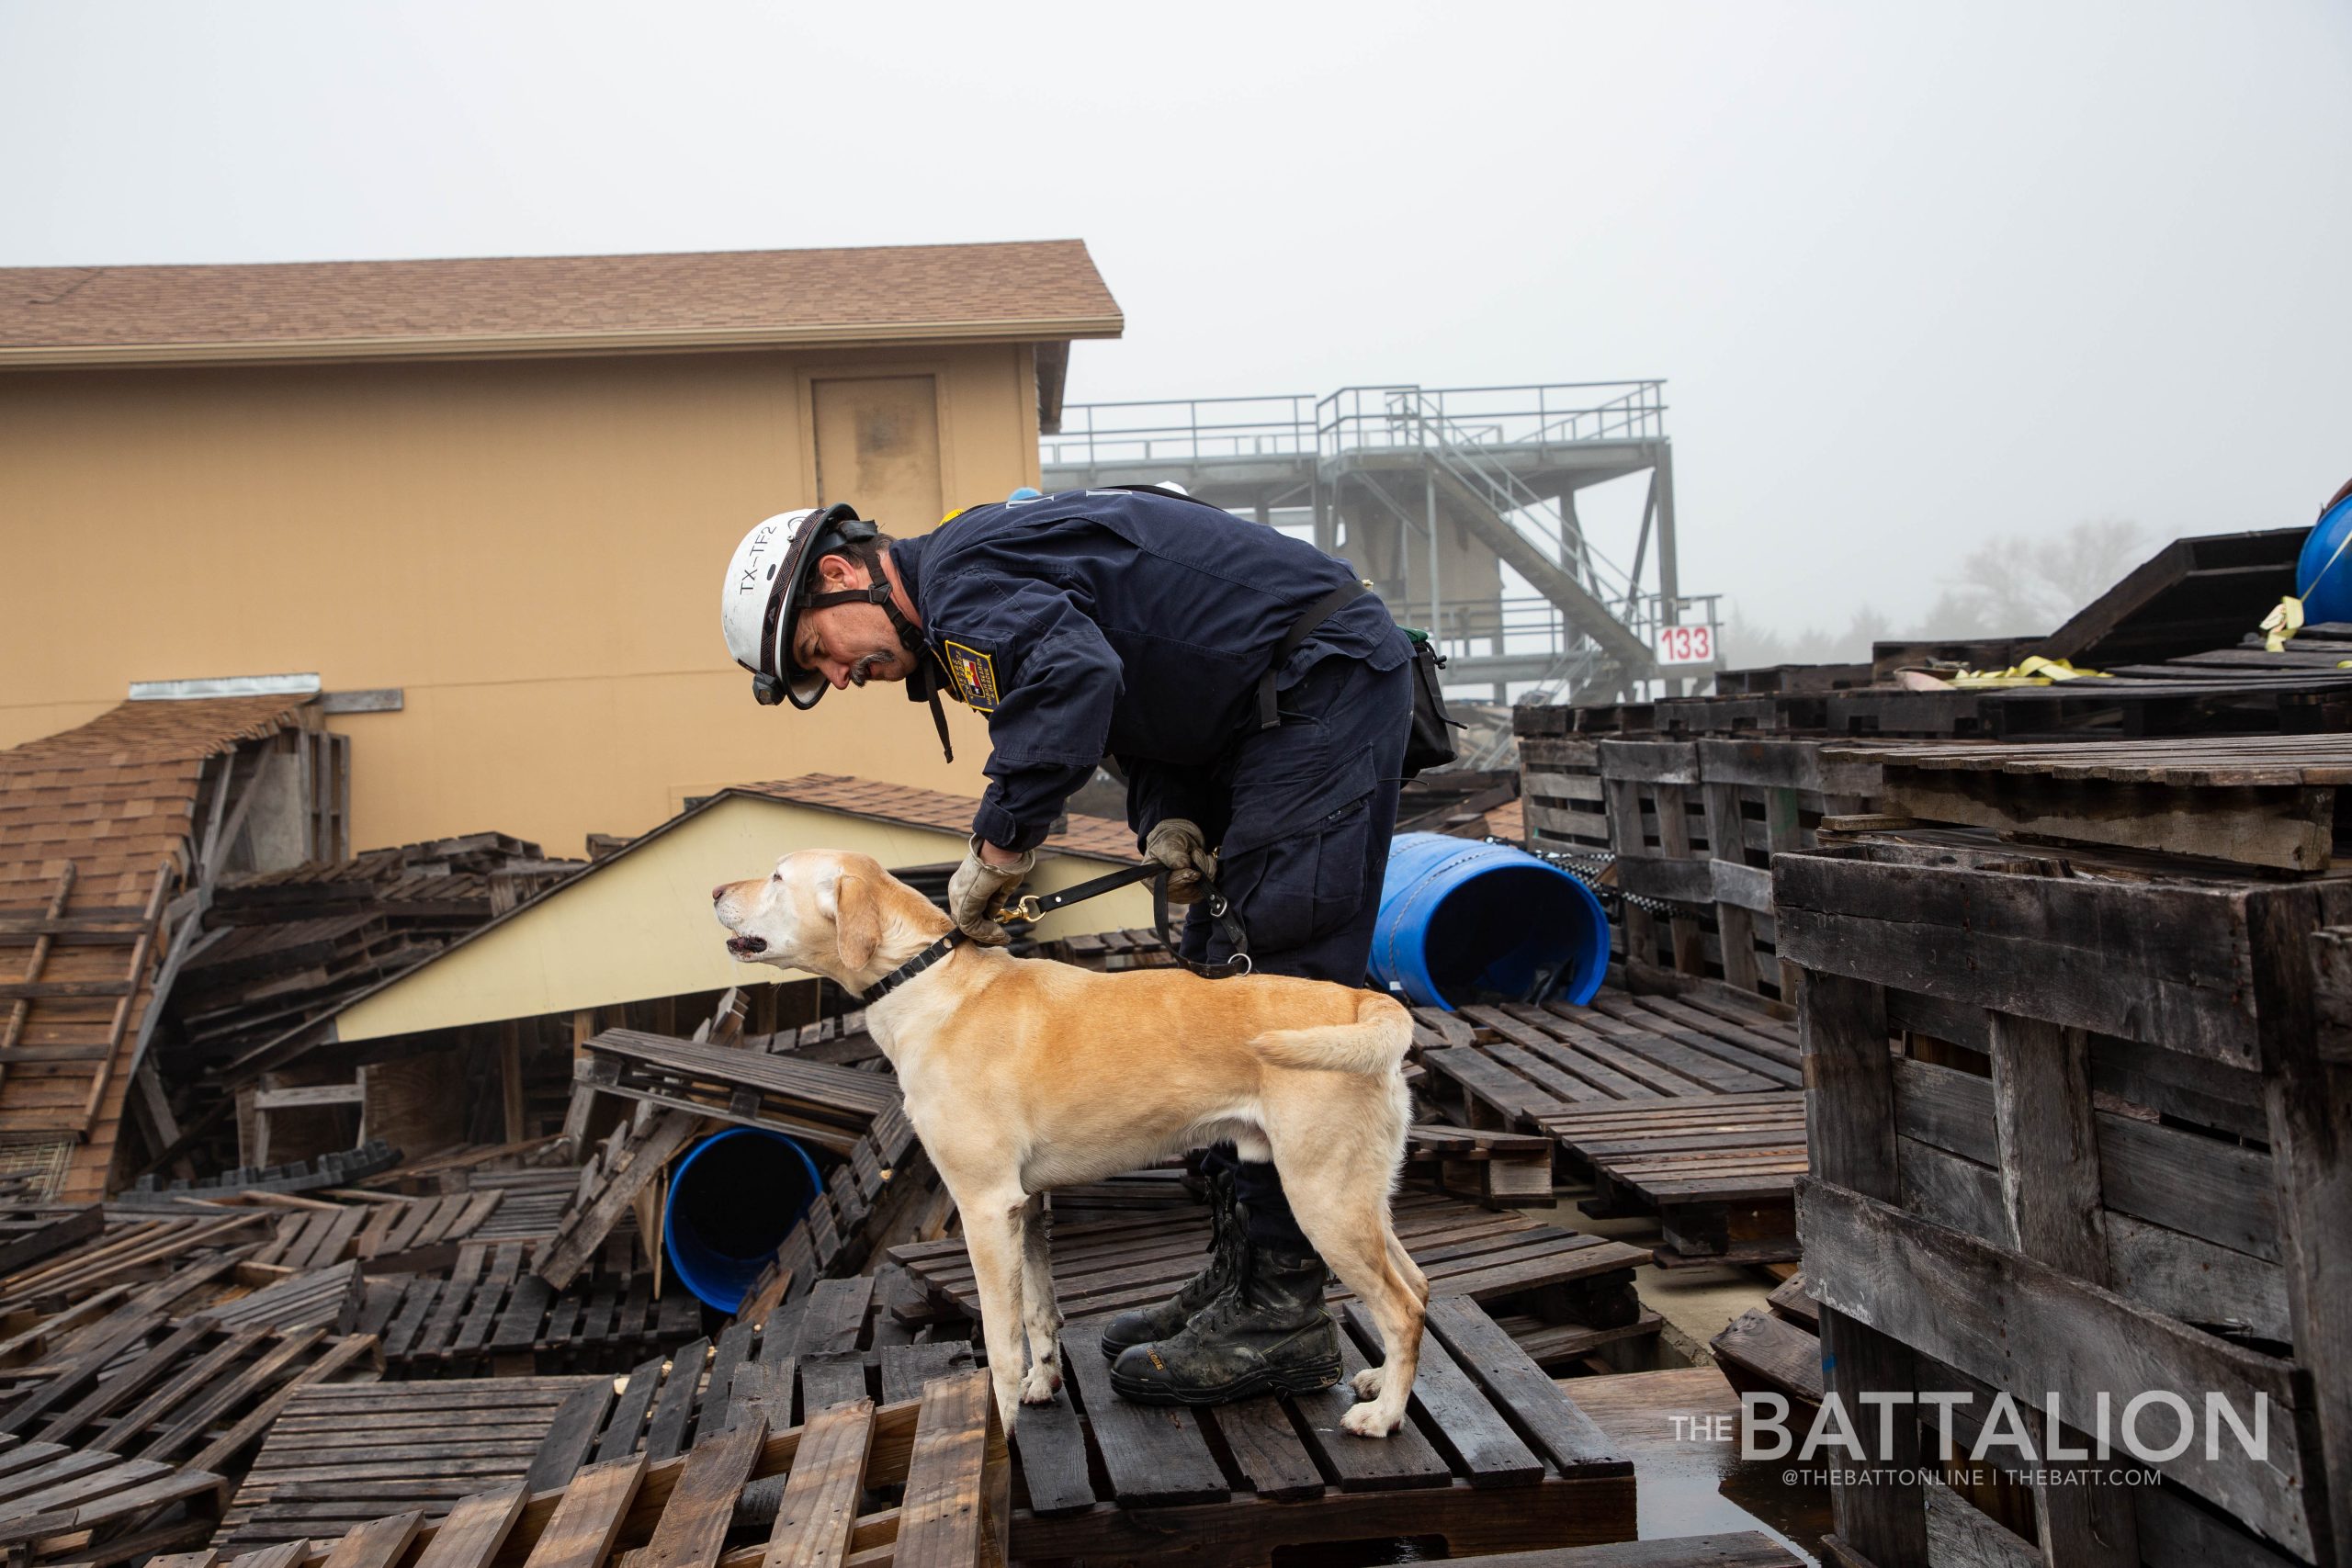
[947,836,1036,947]
[1143,818,1218,905]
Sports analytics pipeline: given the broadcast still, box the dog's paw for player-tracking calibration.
[1341,1402,1403,1438]
[1351,1365,1385,1401]
[1019,1364,1063,1405]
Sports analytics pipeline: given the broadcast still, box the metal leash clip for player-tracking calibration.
[991,893,1045,924]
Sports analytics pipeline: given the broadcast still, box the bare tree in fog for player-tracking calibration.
[1915,517,2146,638]
[1721,518,2147,668]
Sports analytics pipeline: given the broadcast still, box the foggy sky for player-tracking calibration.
[4,0,2346,636]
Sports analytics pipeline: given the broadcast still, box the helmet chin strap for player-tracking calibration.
[802,579,954,764]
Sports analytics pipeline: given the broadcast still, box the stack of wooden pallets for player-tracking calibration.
[1781,834,2351,1566]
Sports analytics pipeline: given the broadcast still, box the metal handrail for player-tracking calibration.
[1044,382,1670,470]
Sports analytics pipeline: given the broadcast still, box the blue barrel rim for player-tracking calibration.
[663,1126,823,1313]
[1371,831,1611,1012]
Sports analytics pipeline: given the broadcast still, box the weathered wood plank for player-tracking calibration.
[518,1456,645,1568]
[1987,1010,2137,1565]
[1057,1325,1227,1506]
[894,1371,1006,1568]
[760,1399,870,1568]
[1799,1175,2311,1561]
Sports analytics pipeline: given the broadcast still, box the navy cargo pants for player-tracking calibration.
[1169,651,1415,1253]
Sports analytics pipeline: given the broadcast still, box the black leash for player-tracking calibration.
[858,930,966,1003]
[992,862,1253,977]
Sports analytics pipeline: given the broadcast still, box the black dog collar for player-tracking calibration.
[859,931,966,1003]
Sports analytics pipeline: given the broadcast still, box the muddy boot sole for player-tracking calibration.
[1108,1351,1343,1406]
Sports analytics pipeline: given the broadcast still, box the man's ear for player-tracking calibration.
[814,552,863,590]
[835,874,881,972]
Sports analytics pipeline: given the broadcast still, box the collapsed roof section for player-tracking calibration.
[0,694,338,1200]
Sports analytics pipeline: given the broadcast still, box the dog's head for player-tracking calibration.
[711,849,932,985]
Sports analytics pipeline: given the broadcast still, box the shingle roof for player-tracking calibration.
[0,694,314,907]
[0,241,1123,368]
[735,773,1137,862]
[0,695,318,1201]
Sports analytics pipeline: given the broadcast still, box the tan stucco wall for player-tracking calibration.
[0,343,1049,854]
[330,794,1153,1042]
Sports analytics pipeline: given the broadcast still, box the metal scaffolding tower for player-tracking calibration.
[1039,383,1719,704]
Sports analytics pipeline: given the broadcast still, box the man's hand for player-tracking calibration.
[1143,818,1218,904]
[948,837,1036,946]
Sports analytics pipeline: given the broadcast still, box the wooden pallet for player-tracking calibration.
[213,1376,609,1548]
[238,1191,503,1276]
[0,1209,103,1279]
[1402,1124,1555,1207]
[1782,838,2351,1567]
[500,1274,974,1478]
[888,1189,1654,1371]
[349,1242,702,1378]
[1415,988,1800,1143]
[1536,1093,1806,1267]
[1836,730,2352,872]
[573,1031,901,1156]
[0,1429,231,1565]
[203,1370,1007,1568]
[0,1211,274,1316]
[1011,1296,1634,1568]
[0,1305,376,1478]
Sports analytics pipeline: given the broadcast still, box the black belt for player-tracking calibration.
[993,863,1253,976]
[1258,581,1367,731]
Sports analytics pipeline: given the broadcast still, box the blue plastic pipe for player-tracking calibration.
[1370,832,1611,1011]
[663,1127,824,1313]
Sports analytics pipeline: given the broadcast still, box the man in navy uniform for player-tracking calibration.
[719,486,1414,1406]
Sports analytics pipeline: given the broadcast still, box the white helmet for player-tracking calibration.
[718,503,874,708]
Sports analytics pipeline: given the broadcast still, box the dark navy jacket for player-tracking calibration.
[888,488,1409,853]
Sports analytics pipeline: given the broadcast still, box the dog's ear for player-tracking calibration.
[835,874,882,972]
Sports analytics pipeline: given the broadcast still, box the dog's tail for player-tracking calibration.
[1250,992,1413,1076]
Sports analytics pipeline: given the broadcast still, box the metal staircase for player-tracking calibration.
[1040,381,1722,702]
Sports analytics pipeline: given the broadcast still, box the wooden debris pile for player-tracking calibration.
[172,834,579,1076]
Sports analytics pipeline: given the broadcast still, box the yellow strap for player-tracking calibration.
[1945,656,2109,688]
[2259,594,2304,654]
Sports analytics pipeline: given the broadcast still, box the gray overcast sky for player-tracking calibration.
[5,0,2347,636]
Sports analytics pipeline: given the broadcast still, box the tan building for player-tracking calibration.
[0,243,1123,855]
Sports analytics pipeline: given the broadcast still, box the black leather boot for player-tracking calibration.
[1099,1169,1242,1359]
[1107,1237,1342,1404]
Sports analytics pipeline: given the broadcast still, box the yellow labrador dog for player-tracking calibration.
[712,849,1426,1438]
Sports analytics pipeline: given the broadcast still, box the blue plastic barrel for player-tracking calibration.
[663,1128,824,1312]
[1371,832,1611,1011]
[2298,491,2352,625]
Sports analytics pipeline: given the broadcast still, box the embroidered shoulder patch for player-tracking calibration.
[944,639,1001,711]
